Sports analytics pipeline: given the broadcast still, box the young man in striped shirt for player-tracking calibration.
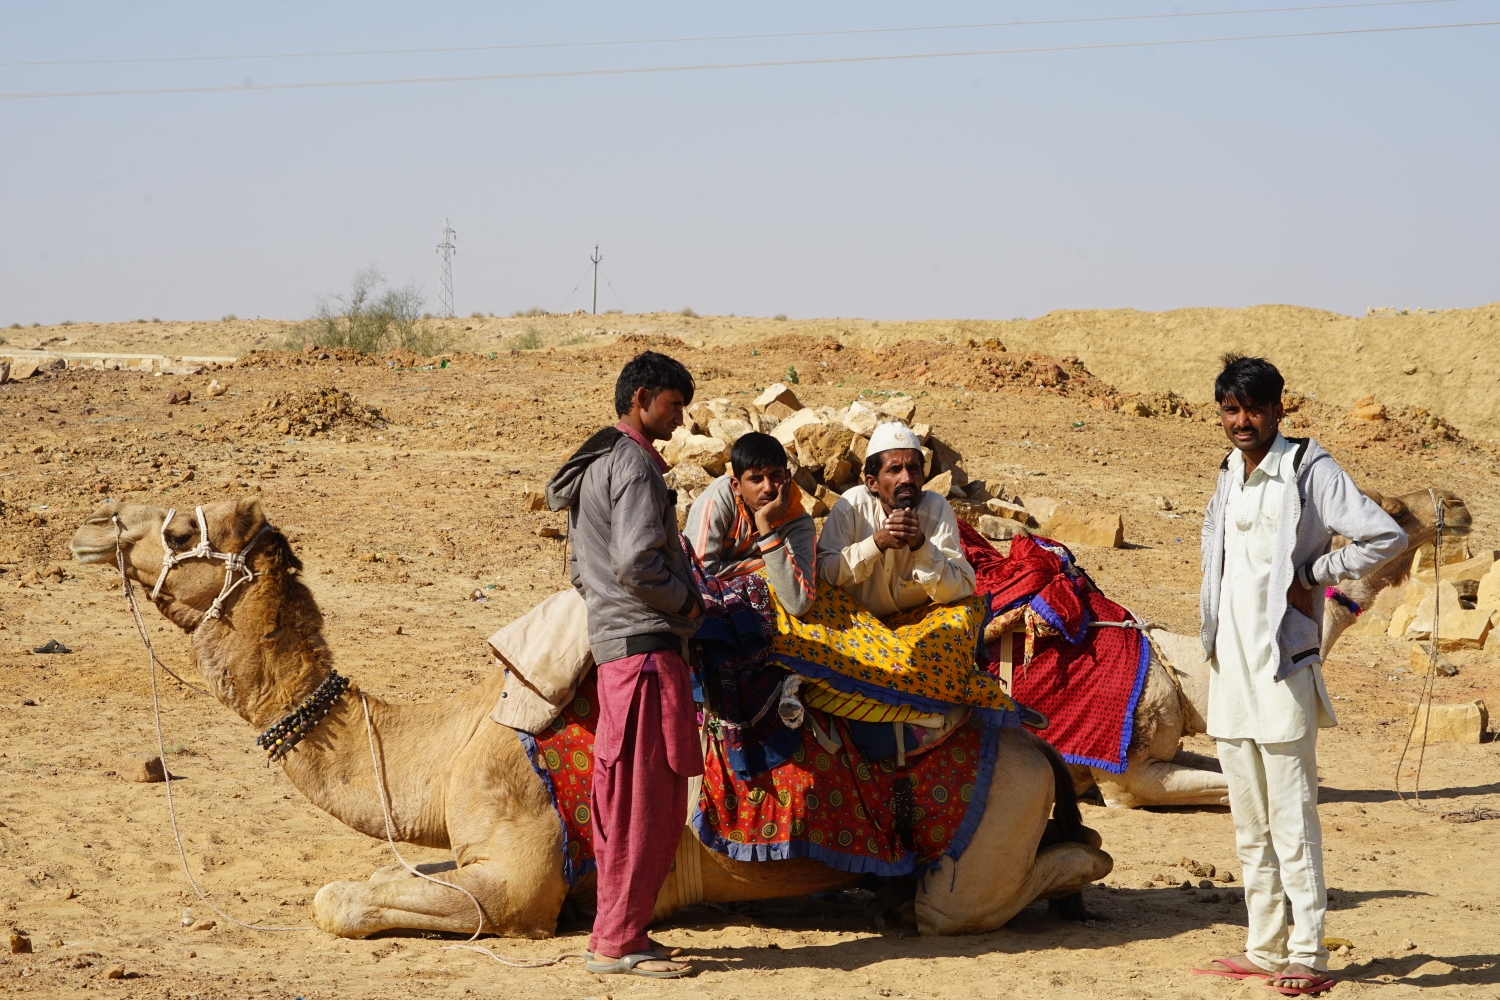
[686,432,817,616]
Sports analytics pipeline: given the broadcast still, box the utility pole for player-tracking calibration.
[590,245,602,315]
[436,219,458,319]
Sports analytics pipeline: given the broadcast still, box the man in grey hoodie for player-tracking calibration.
[1191,355,1405,995]
[545,351,703,979]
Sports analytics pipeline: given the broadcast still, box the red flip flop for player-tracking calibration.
[1265,974,1336,995]
[1191,957,1272,980]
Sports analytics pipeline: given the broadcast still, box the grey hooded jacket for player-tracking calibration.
[1200,436,1406,682]
[546,426,702,664]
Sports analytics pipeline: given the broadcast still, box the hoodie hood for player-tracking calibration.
[545,427,624,512]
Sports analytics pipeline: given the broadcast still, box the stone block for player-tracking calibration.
[1041,507,1124,548]
[850,433,869,463]
[924,471,952,496]
[879,396,917,422]
[1406,701,1487,744]
[1024,496,1062,523]
[521,491,547,512]
[0,360,9,384]
[1387,604,1418,638]
[909,422,931,444]
[10,359,39,380]
[985,498,1034,525]
[748,411,780,435]
[707,417,753,447]
[927,437,968,487]
[763,401,799,421]
[1414,549,1494,585]
[978,515,1028,540]
[1479,567,1500,609]
[770,408,824,448]
[1409,642,1458,675]
[121,753,168,783]
[1406,580,1492,648]
[793,422,853,473]
[1348,396,1387,421]
[840,401,882,437]
[1412,541,1472,576]
[663,463,715,498]
[662,430,729,475]
[949,500,984,526]
[1343,610,1391,637]
[1401,577,1433,609]
[754,382,803,413]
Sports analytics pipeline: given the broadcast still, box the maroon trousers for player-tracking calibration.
[588,651,700,958]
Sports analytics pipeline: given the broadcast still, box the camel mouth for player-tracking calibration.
[70,542,118,564]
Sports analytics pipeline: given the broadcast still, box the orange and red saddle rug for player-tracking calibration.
[696,710,999,876]
[518,670,1000,882]
[516,672,600,886]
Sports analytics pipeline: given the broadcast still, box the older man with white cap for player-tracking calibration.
[815,421,975,616]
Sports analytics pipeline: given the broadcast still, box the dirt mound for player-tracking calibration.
[248,386,387,438]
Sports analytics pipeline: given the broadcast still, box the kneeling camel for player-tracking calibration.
[71,498,1112,939]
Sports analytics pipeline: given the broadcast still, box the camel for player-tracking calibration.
[70,497,1113,940]
[1062,489,1472,809]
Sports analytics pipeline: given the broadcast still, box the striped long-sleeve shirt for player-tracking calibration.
[685,475,817,617]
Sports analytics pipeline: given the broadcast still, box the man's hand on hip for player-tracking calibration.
[1286,579,1316,618]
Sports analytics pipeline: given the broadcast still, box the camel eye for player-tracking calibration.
[166,529,195,550]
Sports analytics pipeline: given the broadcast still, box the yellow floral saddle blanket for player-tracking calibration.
[768,585,1020,728]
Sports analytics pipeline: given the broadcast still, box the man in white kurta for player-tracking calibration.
[1195,355,1405,995]
[1210,432,1336,980]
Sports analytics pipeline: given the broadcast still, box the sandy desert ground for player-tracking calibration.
[2,311,1498,999]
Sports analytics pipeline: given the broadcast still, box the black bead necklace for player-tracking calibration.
[255,670,350,763]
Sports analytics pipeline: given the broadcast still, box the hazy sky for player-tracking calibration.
[3,2,1497,325]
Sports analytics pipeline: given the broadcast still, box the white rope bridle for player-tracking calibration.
[149,505,272,622]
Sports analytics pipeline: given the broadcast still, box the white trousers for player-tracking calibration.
[1216,733,1328,972]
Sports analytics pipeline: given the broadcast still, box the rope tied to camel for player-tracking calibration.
[1394,489,1445,810]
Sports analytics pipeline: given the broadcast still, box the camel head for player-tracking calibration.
[1365,488,1472,554]
[70,497,296,632]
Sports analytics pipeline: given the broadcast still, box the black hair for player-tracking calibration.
[1214,353,1284,407]
[863,448,924,479]
[613,350,695,417]
[730,432,787,476]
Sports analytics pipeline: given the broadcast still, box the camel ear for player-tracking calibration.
[233,496,267,538]
[1380,496,1408,518]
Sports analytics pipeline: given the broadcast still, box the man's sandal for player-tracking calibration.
[585,952,693,979]
[1265,973,1336,995]
[1191,957,1272,980]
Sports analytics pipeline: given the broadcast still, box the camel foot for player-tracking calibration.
[1047,892,1102,922]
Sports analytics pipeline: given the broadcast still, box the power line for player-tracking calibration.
[0,0,1473,68]
[2,18,1494,100]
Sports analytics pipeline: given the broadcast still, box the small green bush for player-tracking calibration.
[222,314,238,322]
[508,326,544,351]
[512,306,547,318]
[471,311,486,319]
[785,365,800,385]
[680,307,698,318]
[60,319,74,326]
[773,313,788,321]
[292,266,456,355]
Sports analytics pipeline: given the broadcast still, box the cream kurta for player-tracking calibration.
[1207,433,1336,744]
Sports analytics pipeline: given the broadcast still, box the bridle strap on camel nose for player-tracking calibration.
[149,505,274,621]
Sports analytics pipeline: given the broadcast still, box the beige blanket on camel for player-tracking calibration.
[486,587,594,734]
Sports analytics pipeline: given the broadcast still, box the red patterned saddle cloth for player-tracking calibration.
[517,671,599,885]
[694,711,1001,876]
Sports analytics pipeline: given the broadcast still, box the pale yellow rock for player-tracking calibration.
[1407,580,1492,648]
[206,379,227,397]
[748,411,780,435]
[663,463,715,497]
[707,417,753,447]
[1387,604,1418,638]
[924,470,953,496]
[978,514,1028,540]
[10,359,39,380]
[1347,397,1387,421]
[1412,541,1472,576]
[1342,610,1391,637]
[1406,701,1488,744]
[910,422,932,444]
[753,383,803,413]
[1409,641,1457,675]
[1478,567,1500,608]
[879,396,917,422]
[985,498,1034,525]
[662,430,729,475]
[1401,577,1433,609]
[1025,496,1063,522]
[1413,549,1494,585]
[850,433,869,463]
[0,360,10,385]
[928,437,969,487]
[1040,508,1124,548]
[840,401,882,436]
[793,422,853,471]
[769,408,824,448]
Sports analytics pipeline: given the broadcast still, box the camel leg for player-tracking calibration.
[1091,757,1229,809]
[915,729,1112,935]
[313,855,564,938]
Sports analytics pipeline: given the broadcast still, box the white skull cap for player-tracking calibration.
[865,421,923,456]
